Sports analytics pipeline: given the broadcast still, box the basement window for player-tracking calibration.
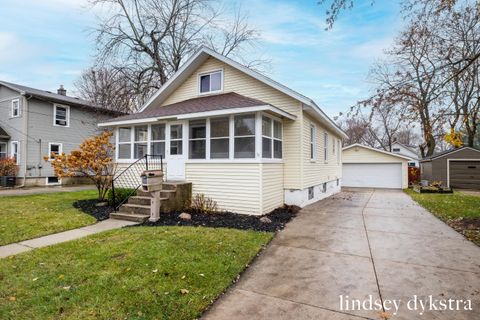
[323,183,327,193]
[308,186,314,200]
[46,177,60,185]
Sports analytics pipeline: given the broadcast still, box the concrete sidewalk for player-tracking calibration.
[0,185,96,197]
[0,219,137,258]
[203,189,480,320]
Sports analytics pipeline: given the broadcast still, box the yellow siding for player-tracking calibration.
[342,146,409,188]
[185,163,262,215]
[261,163,284,213]
[302,113,342,188]
[162,57,303,189]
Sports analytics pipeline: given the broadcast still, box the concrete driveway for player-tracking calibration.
[203,189,480,320]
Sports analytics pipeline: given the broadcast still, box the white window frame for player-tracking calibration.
[310,125,316,161]
[0,142,7,159]
[117,126,133,160]
[48,142,63,161]
[11,99,20,118]
[133,125,149,159]
[45,177,62,186]
[261,115,283,159]
[150,123,166,158]
[53,104,70,127]
[11,141,19,164]
[233,113,256,159]
[337,139,341,164]
[188,119,207,159]
[198,69,224,95]
[324,132,329,163]
[209,116,230,160]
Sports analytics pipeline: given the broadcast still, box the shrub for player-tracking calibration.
[107,188,136,206]
[0,157,18,176]
[190,193,218,214]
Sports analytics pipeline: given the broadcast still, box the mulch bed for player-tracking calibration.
[448,217,480,246]
[140,205,300,232]
[73,199,113,221]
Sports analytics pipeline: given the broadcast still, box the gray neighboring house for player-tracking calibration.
[0,80,121,186]
[391,141,420,167]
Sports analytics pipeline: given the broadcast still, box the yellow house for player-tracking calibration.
[100,47,347,215]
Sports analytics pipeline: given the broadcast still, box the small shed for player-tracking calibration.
[420,147,480,189]
[342,144,410,189]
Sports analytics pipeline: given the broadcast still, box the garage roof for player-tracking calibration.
[420,146,480,162]
[343,143,413,161]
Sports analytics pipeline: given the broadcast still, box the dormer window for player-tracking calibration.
[54,104,70,127]
[199,70,223,94]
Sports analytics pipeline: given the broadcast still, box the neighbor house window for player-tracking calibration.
[310,125,316,160]
[118,127,132,159]
[324,132,328,162]
[11,141,19,164]
[392,148,400,152]
[54,104,70,127]
[11,99,20,118]
[308,186,314,200]
[170,124,183,155]
[199,70,223,94]
[210,117,229,159]
[151,124,166,157]
[134,126,148,158]
[0,143,6,159]
[262,116,283,159]
[234,114,255,158]
[189,120,206,159]
[48,143,62,160]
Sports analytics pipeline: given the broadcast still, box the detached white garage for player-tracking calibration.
[342,144,410,189]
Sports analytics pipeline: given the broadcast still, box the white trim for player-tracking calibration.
[324,131,329,163]
[10,141,19,164]
[53,104,70,127]
[198,69,224,95]
[343,143,413,161]
[47,142,63,161]
[0,142,7,158]
[134,46,346,138]
[11,99,20,118]
[186,159,283,164]
[99,117,161,127]
[310,124,316,161]
[446,158,480,188]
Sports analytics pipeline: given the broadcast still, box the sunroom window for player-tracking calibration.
[199,71,222,94]
[134,126,148,158]
[234,114,255,158]
[210,117,229,159]
[118,127,132,159]
[262,116,282,159]
[189,120,206,159]
[170,124,183,155]
[151,124,165,157]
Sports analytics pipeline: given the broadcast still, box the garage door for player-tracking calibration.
[449,160,480,189]
[343,163,402,188]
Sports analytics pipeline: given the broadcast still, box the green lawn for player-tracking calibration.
[0,226,272,320]
[405,189,480,244]
[0,191,98,246]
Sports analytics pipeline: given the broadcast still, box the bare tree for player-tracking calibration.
[89,0,259,100]
[75,68,140,114]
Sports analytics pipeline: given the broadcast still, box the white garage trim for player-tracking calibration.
[343,163,403,189]
[343,143,412,161]
[446,158,480,188]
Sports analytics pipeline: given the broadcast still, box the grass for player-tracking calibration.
[0,226,273,320]
[0,190,98,246]
[405,188,480,245]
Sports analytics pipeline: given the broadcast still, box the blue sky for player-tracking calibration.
[0,0,402,117]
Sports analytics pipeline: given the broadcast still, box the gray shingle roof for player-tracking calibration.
[104,92,270,123]
[0,125,9,139]
[420,146,480,161]
[0,80,123,115]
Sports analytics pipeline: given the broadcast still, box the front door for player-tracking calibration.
[166,121,187,180]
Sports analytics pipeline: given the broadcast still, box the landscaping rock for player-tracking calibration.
[95,202,109,207]
[179,212,192,221]
[259,217,272,224]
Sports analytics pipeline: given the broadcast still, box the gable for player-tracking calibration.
[343,145,410,163]
[157,57,302,117]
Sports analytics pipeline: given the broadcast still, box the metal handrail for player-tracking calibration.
[111,154,163,212]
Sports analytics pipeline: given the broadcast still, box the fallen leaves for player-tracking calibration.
[180,289,189,294]
[8,296,16,301]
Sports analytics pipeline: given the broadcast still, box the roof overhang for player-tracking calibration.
[134,46,346,139]
[420,146,480,162]
[99,104,296,127]
[343,143,413,161]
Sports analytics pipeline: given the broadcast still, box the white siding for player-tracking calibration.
[261,163,284,213]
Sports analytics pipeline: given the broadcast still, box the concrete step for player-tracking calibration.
[160,190,176,198]
[120,203,151,215]
[128,196,152,205]
[110,212,149,223]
